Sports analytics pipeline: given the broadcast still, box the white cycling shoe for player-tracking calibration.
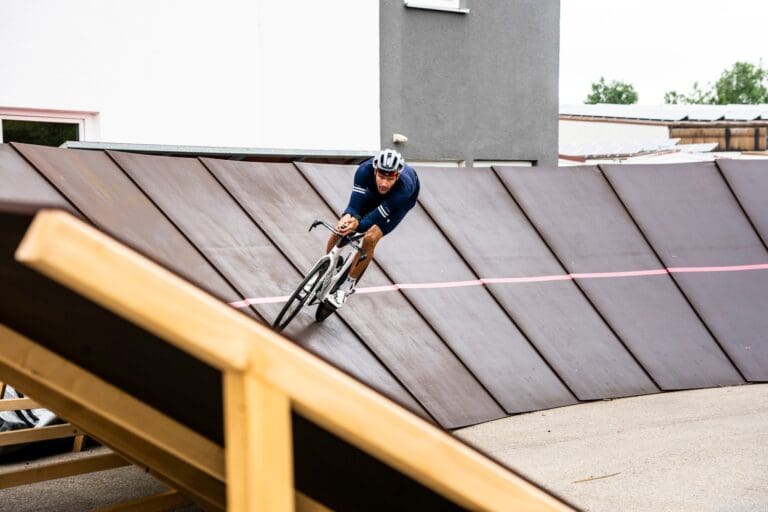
[326,288,353,309]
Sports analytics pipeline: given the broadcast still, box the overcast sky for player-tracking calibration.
[559,0,768,105]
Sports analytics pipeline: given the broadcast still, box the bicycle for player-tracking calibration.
[272,219,366,332]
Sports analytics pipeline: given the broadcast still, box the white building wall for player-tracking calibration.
[0,0,379,150]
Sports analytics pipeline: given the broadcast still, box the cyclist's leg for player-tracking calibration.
[326,233,340,254]
[327,225,381,309]
[349,225,384,280]
[348,196,417,281]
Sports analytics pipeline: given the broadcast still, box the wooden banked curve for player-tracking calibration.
[1,206,572,511]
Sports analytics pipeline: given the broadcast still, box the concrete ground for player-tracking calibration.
[0,445,202,511]
[1,384,765,511]
[456,384,768,512]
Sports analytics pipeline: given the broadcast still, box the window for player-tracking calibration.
[1,119,79,147]
[0,108,95,147]
[404,0,469,14]
[472,161,533,168]
[410,160,466,168]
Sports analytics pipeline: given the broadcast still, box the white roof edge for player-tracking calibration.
[61,141,374,159]
[560,103,768,122]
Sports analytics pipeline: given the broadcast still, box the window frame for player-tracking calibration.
[0,107,96,145]
[472,160,534,168]
[404,0,469,14]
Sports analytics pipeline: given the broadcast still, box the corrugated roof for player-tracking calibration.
[62,141,372,164]
[559,137,681,158]
[560,103,768,122]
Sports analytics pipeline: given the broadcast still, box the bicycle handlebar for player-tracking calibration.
[310,219,363,240]
[309,219,337,234]
[309,219,366,257]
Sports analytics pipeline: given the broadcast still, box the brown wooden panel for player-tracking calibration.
[11,143,243,307]
[416,166,657,398]
[493,165,742,390]
[108,151,436,423]
[0,204,225,444]
[0,144,70,208]
[601,162,768,381]
[297,162,617,403]
[201,158,504,427]
[716,159,768,247]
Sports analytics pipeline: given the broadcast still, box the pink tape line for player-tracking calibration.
[228,262,768,309]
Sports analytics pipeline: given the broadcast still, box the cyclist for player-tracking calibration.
[324,148,420,308]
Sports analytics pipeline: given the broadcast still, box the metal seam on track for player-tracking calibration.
[292,162,508,419]
[598,163,749,382]
[198,158,438,425]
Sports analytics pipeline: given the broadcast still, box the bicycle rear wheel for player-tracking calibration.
[273,259,329,331]
[315,258,351,323]
[315,301,336,322]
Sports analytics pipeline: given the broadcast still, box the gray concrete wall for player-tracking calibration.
[380,0,560,166]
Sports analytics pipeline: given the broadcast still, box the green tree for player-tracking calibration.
[585,77,638,104]
[664,61,768,104]
[713,61,768,104]
[664,82,713,104]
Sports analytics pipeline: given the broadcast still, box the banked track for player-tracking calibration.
[2,142,768,430]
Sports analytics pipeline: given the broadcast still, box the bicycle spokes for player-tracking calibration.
[273,219,367,331]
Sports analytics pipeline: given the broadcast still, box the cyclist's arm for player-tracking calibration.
[358,173,418,232]
[358,193,407,232]
[342,164,370,221]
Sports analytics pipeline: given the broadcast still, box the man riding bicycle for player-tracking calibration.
[324,148,420,308]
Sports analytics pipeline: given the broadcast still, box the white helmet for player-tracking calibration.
[373,148,405,175]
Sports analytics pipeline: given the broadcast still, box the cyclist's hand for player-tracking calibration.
[337,215,359,236]
[336,214,352,231]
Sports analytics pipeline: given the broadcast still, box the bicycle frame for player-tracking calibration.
[307,220,366,305]
[272,219,367,331]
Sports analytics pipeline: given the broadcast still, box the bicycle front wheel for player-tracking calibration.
[273,259,330,332]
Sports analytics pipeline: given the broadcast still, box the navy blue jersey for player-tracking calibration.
[343,158,420,235]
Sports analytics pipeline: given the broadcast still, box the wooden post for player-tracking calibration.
[224,372,293,512]
[72,434,85,452]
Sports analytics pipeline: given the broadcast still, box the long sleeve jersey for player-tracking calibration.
[343,158,420,234]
